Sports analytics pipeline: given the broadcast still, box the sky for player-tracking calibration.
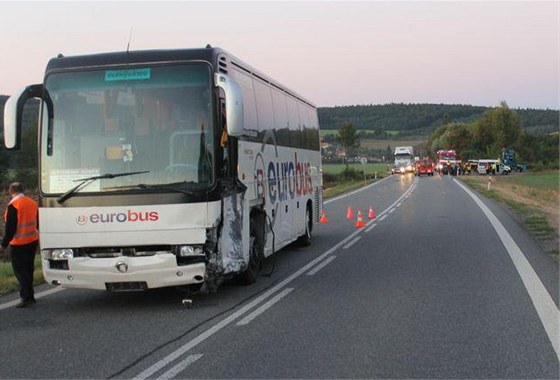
[1,1,558,110]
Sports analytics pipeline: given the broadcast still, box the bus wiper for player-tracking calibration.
[103,182,197,196]
[136,183,196,196]
[57,170,150,204]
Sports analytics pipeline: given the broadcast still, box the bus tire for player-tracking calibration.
[238,225,262,285]
[297,203,313,247]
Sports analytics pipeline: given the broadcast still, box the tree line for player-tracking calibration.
[0,96,558,190]
[426,102,558,168]
[318,102,559,136]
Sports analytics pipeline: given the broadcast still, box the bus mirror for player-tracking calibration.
[3,84,43,150]
[215,74,244,137]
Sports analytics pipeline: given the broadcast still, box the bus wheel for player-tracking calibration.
[297,204,312,247]
[239,232,261,285]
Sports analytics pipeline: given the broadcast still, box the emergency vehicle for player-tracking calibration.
[436,149,458,175]
[415,157,434,176]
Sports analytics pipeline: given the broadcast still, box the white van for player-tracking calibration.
[477,159,512,175]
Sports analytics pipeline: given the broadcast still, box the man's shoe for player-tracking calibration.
[15,299,33,308]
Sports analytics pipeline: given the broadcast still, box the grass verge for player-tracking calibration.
[324,179,374,199]
[0,255,44,297]
[460,173,559,260]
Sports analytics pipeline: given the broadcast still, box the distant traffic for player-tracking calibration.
[390,147,523,177]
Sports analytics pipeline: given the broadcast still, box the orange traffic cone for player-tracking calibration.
[319,211,329,223]
[346,206,354,219]
[368,206,376,219]
[355,210,365,228]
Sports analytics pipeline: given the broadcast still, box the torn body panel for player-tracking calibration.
[205,190,250,291]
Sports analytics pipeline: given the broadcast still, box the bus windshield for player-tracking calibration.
[40,63,214,195]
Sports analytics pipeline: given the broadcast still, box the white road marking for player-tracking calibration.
[236,288,294,326]
[0,287,65,311]
[307,255,337,276]
[134,177,419,379]
[378,215,387,222]
[455,179,560,361]
[133,237,356,379]
[365,223,378,233]
[156,354,203,380]
[343,236,361,250]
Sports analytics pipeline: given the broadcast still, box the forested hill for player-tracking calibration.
[0,95,558,136]
[318,103,559,136]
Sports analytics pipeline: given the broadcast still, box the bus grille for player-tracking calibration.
[77,246,171,258]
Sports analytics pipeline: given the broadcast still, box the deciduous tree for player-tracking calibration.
[337,121,360,172]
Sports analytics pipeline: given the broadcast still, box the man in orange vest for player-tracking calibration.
[1,182,39,308]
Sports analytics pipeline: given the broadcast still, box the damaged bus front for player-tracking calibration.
[3,47,322,293]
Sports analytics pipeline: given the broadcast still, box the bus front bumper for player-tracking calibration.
[42,254,206,291]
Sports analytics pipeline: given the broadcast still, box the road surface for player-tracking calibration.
[0,173,558,379]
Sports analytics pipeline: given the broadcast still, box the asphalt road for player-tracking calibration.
[0,173,558,379]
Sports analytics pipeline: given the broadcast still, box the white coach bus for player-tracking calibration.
[3,46,322,292]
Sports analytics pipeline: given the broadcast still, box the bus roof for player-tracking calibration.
[45,46,316,108]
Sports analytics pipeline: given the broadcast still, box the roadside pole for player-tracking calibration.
[360,157,368,185]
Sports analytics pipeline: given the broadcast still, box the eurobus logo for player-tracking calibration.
[255,152,313,205]
[76,210,159,225]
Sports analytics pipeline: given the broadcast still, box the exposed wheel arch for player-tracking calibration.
[237,208,265,285]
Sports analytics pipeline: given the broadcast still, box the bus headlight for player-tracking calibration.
[42,249,74,260]
[177,245,204,257]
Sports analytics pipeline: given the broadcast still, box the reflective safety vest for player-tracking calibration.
[4,194,39,246]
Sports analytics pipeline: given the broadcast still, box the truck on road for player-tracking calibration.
[391,146,414,174]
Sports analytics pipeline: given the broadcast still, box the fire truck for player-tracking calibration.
[436,149,459,175]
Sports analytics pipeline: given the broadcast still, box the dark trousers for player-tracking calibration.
[10,241,39,300]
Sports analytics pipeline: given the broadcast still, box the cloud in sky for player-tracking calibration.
[1,1,558,109]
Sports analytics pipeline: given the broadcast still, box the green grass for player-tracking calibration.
[0,255,44,297]
[499,171,559,192]
[323,179,373,199]
[323,162,390,176]
[320,129,338,137]
[460,175,558,257]
[322,163,393,199]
